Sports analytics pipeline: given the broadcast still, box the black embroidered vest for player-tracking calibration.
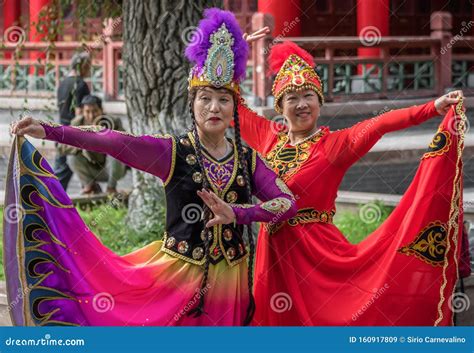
[161,132,256,267]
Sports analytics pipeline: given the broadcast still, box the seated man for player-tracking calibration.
[59,95,127,195]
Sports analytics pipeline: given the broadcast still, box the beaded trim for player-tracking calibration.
[261,197,293,214]
[38,120,61,128]
[163,135,177,187]
[231,204,254,209]
[275,178,293,198]
[251,150,257,174]
[434,98,466,326]
[265,208,335,235]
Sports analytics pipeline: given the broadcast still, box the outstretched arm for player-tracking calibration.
[324,91,463,167]
[11,117,173,181]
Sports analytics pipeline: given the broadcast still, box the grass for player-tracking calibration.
[0,201,392,281]
[335,201,393,244]
[76,202,165,255]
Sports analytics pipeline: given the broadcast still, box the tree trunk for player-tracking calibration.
[122,0,222,232]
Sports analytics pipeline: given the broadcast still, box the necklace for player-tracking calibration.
[201,137,230,159]
[288,128,322,146]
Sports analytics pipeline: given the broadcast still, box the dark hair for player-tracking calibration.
[186,87,256,326]
[81,95,102,110]
[70,51,91,70]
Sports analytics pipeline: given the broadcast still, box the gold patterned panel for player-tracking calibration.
[266,130,325,181]
[261,197,293,214]
[187,131,239,198]
[397,221,448,267]
[265,208,335,235]
[422,130,451,159]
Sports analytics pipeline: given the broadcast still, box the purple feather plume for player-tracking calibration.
[185,8,249,82]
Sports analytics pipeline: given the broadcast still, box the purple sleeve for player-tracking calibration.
[40,121,174,182]
[231,152,297,225]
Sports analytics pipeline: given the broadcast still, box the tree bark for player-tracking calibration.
[122,0,222,232]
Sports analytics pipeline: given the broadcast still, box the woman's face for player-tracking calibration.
[281,89,320,132]
[193,87,234,137]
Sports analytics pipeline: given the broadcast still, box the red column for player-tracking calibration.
[3,0,22,58]
[258,0,301,37]
[29,0,51,65]
[4,0,21,31]
[357,0,389,58]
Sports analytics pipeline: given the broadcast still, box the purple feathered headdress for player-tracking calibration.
[185,8,249,93]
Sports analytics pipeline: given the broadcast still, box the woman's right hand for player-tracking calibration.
[10,117,46,139]
[434,90,464,115]
[243,26,271,45]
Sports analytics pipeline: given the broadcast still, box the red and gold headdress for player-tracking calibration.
[269,41,324,113]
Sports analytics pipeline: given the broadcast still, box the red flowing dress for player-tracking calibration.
[237,99,466,326]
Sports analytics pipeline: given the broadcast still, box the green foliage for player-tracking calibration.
[334,201,393,244]
[48,0,122,42]
[77,200,165,255]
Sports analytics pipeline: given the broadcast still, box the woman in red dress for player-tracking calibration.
[237,41,467,325]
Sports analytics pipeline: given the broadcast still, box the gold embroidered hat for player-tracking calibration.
[269,41,324,113]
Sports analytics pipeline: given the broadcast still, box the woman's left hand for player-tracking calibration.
[243,26,271,44]
[197,189,236,227]
[434,90,464,115]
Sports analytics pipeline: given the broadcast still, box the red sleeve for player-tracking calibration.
[324,100,439,167]
[236,98,276,153]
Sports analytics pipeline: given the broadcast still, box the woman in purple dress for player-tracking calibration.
[5,8,296,326]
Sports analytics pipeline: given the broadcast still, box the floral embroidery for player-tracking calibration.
[261,197,293,214]
[265,208,335,235]
[203,156,234,192]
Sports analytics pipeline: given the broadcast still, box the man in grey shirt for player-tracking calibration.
[55,51,91,190]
